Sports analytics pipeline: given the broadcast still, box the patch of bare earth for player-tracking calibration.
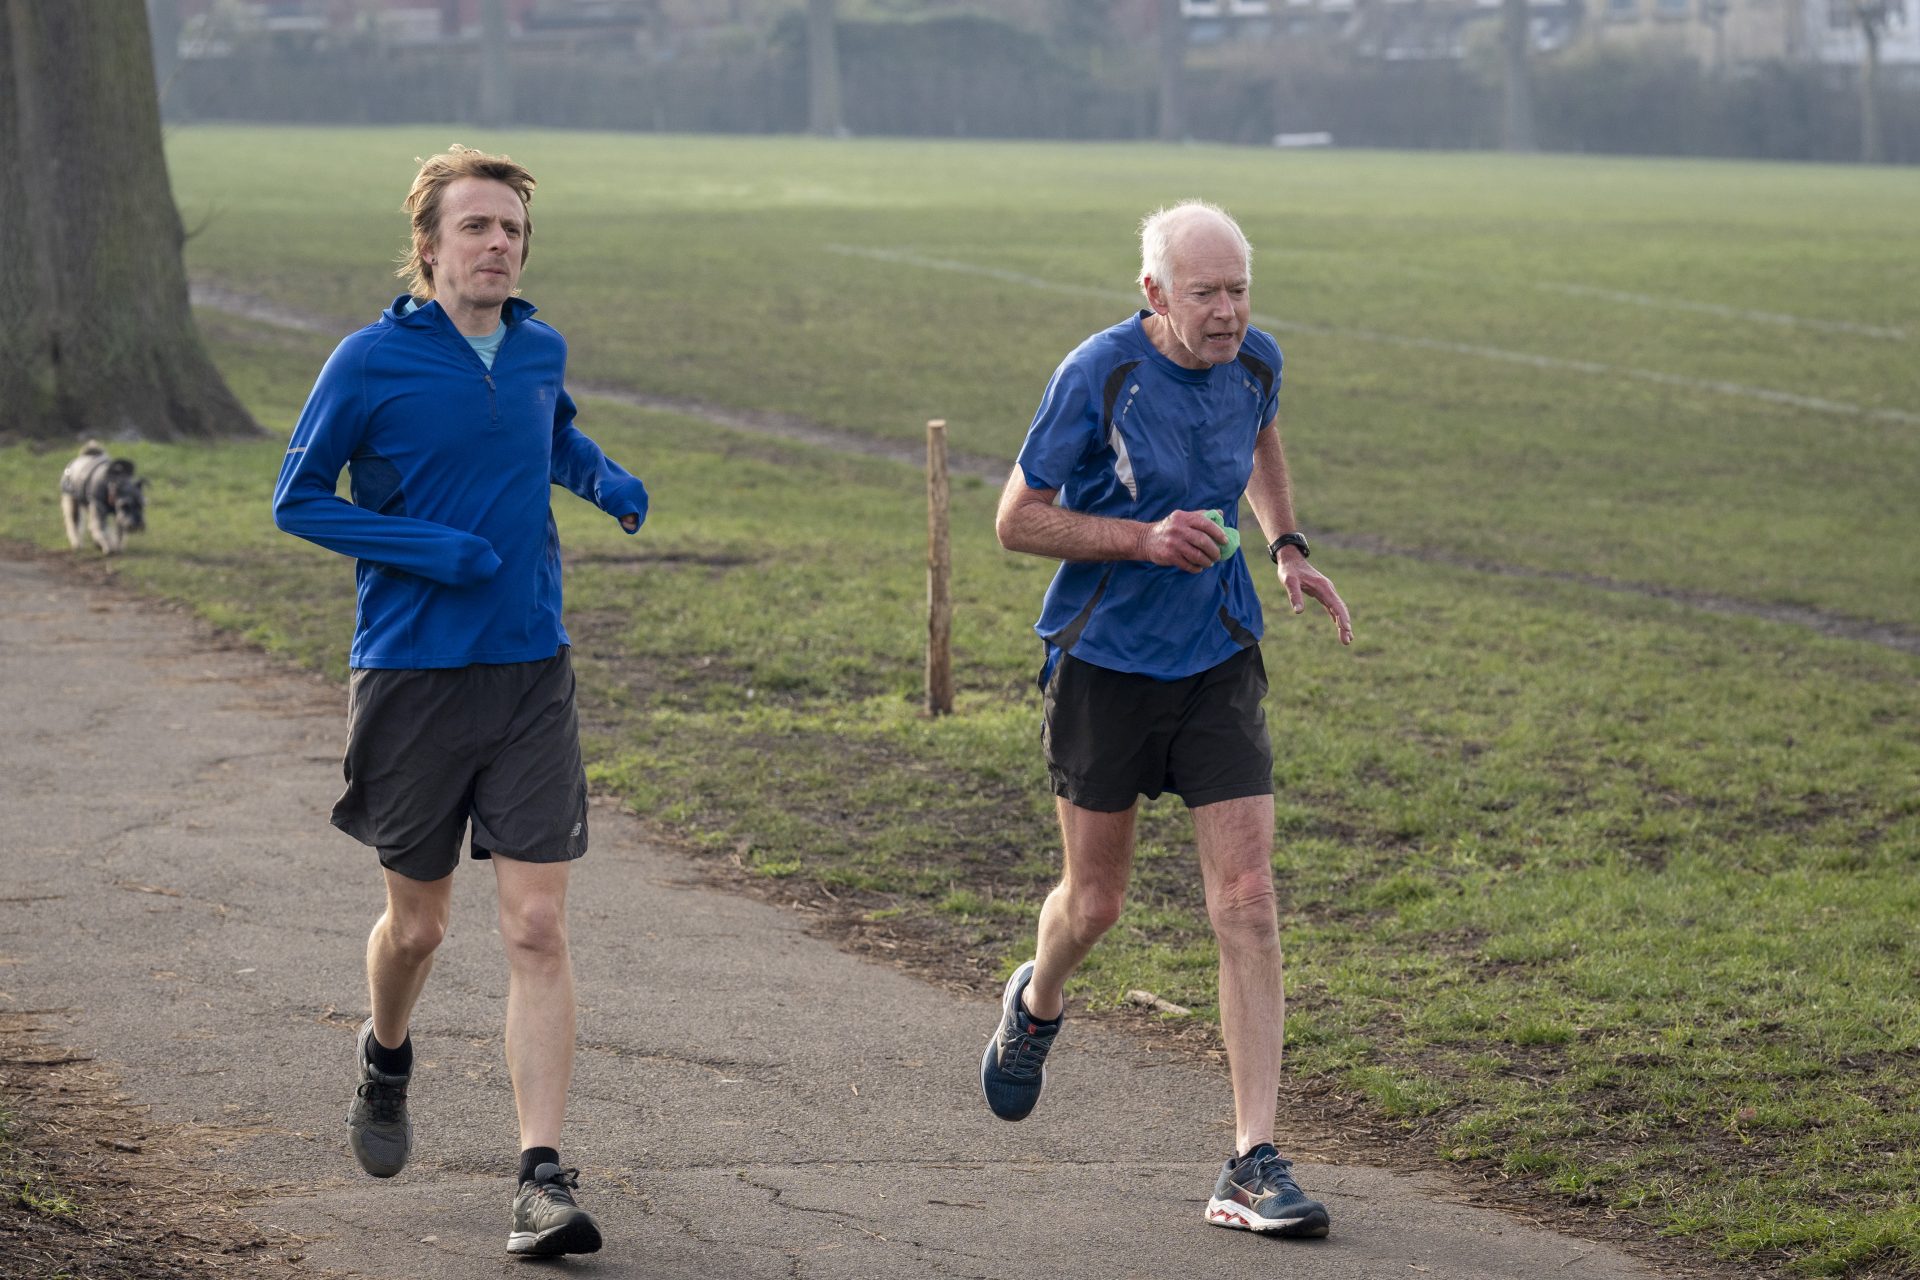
[0,1012,313,1280]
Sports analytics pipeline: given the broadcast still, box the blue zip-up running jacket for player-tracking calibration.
[272,295,649,670]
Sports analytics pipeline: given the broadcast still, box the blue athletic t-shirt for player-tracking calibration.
[1016,311,1282,683]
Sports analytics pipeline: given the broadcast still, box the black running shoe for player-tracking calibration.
[1205,1143,1330,1238]
[347,1019,411,1178]
[508,1163,603,1257]
[980,960,1061,1122]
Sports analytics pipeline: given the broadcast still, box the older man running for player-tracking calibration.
[981,199,1352,1240]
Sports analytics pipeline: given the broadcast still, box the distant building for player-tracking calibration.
[1180,0,1917,65]
[1802,0,1919,67]
[163,0,674,57]
[1584,0,1804,65]
[1182,0,1586,60]
[1584,0,1917,69]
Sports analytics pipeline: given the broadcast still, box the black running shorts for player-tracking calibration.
[330,648,588,882]
[1042,645,1274,813]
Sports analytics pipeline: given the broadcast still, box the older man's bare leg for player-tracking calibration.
[1192,793,1283,1155]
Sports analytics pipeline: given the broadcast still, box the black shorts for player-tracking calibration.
[330,648,588,882]
[1042,646,1274,813]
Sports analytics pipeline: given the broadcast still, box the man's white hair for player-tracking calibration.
[1137,200,1252,301]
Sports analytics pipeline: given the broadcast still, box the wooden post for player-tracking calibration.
[925,419,954,716]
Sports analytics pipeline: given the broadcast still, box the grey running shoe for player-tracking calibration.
[980,959,1061,1121]
[347,1019,412,1179]
[1205,1142,1330,1238]
[508,1163,603,1256]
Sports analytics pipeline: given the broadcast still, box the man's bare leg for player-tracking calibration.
[1023,799,1139,1020]
[1192,794,1283,1155]
[368,868,454,1051]
[492,856,575,1151]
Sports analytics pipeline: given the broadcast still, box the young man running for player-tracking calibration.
[273,145,647,1257]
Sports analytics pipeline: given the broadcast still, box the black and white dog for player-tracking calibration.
[60,442,147,555]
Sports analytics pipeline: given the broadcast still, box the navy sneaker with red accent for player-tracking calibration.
[1205,1143,1330,1238]
[979,960,1060,1122]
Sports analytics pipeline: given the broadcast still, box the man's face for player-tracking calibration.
[1146,225,1251,369]
[427,176,527,317]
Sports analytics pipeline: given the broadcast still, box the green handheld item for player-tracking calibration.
[1203,509,1241,562]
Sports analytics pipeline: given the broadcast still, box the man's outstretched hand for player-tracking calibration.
[1280,553,1353,646]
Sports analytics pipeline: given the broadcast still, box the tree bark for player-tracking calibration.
[1157,0,1186,143]
[1,0,257,442]
[1500,0,1535,152]
[806,0,843,137]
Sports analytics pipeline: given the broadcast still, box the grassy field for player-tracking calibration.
[3,127,1917,1276]
[161,128,1920,627]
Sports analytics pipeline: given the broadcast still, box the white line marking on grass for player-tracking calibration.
[826,245,1920,428]
[1535,282,1907,341]
[833,246,1131,304]
[1259,251,1908,341]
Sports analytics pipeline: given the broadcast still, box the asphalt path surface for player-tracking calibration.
[1,554,1665,1278]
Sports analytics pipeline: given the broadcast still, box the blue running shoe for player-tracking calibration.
[979,960,1061,1121]
[1205,1143,1330,1238]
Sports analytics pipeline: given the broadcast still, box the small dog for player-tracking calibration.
[60,442,147,555]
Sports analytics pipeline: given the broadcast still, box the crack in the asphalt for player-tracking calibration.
[736,1169,1004,1277]
[640,1176,801,1263]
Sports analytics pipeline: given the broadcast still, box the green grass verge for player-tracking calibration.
[2,129,1914,1276]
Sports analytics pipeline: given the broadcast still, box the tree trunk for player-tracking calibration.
[806,0,843,137]
[1157,0,1186,143]
[1,0,257,442]
[478,0,513,129]
[1859,17,1883,163]
[1500,0,1535,152]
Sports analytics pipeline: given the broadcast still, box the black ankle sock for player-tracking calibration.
[1017,991,1062,1026]
[365,1030,412,1077]
[519,1146,560,1184]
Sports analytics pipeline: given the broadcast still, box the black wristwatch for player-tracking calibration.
[1267,532,1310,563]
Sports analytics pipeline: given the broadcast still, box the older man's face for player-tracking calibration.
[1147,224,1251,369]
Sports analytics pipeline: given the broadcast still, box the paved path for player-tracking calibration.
[1,555,1666,1278]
